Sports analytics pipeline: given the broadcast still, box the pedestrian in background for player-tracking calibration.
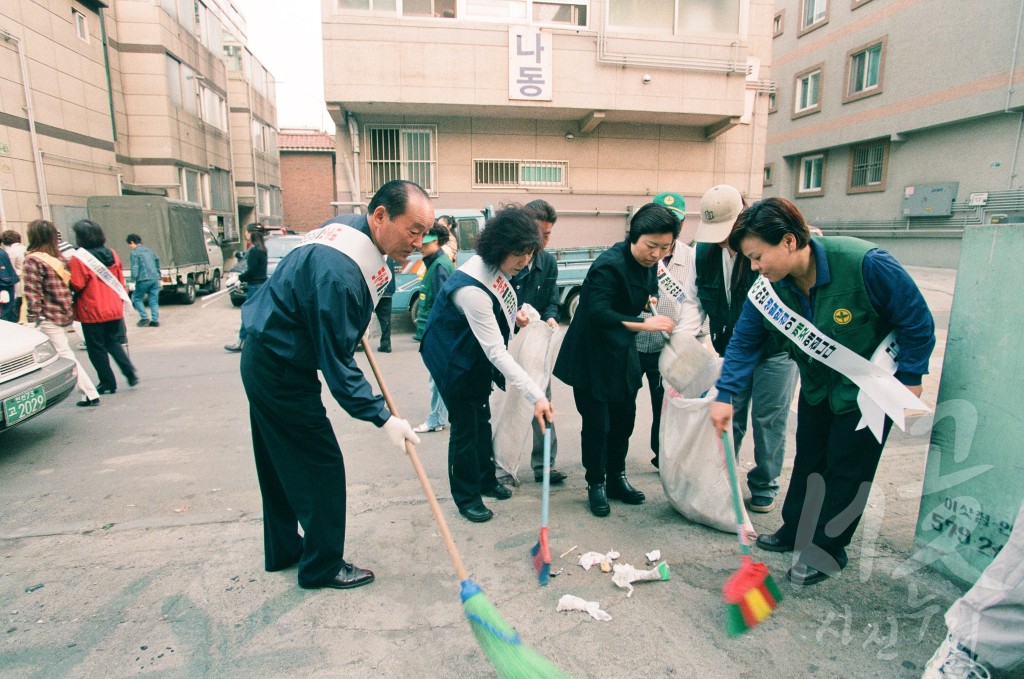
[438,214,459,263]
[412,221,455,433]
[374,256,397,353]
[23,219,101,407]
[710,198,935,586]
[69,219,138,395]
[224,227,267,353]
[421,207,554,523]
[240,179,425,590]
[126,233,161,328]
[553,203,678,517]
[1,229,26,322]
[512,199,566,484]
[0,245,18,323]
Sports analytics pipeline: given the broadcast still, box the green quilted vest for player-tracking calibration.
[767,237,891,414]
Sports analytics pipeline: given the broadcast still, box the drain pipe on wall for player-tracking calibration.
[2,29,50,221]
[347,112,362,212]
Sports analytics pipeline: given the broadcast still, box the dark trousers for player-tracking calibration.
[241,341,347,586]
[572,388,638,486]
[375,296,392,350]
[81,319,136,390]
[638,350,663,455]
[447,398,498,510]
[0,296,20,322]
[778,393,893,572]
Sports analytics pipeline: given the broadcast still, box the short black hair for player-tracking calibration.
[126,233,142,245]
[428,221,450,247]
[1,230,21,246]
[523,199,557,224]
[476,207,542,269]
[729,198,811,252]
[628,203,680,243]
[368,180,430,220]
[72,219,106,249]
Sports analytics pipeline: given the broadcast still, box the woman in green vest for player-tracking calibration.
[710,198,935,586]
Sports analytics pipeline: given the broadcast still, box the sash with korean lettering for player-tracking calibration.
[747,276,928,442]
[72,248,131,304]
[460,254,518,331]
[656,258,687,303]
[297,224,391,307]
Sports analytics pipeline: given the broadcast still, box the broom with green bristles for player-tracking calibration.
[720,431,783,636]
[362,340,573,678]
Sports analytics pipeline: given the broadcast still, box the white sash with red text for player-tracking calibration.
[460,255,518,331]
[72,248,130,304]
[297,224,392,307]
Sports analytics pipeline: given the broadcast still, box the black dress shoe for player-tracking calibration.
[787,562,830,586]
[755,531,795,553]
[300,562,375,590]
[587,484,610,517]
[459,503,494,523]
[97,385,116,395]
[605,473,645,504]
[534,468,567,484]
[127,375,139,387]
[377,345,391,353]
[76,397,100,407]
[481,484,512,500]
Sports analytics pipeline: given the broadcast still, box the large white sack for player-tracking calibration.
[491,305,564,484]
[659,387,755,535]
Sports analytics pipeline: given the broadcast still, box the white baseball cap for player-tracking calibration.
[695,185,744,244]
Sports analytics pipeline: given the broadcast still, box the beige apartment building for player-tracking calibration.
[322,0,776,246]
[764,0,1024,268]
[0,0,281,243]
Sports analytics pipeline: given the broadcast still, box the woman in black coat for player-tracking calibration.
[553,204,678,516]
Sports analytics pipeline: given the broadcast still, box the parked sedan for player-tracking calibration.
[229,235,304,307]
[0,321,76,432]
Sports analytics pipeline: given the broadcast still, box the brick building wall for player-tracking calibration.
[279,131,337,231]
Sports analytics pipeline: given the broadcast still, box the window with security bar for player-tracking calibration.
[366,126,436,194]
[848,141,888,193]
[473,159,568,188]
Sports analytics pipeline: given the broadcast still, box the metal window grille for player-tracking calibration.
[366,126,436,194]
[473,159,568,188]
[851,144,884,187]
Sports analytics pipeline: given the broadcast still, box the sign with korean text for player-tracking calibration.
[508,26,552,101]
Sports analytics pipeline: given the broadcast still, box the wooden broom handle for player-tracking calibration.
[361,338,470,582]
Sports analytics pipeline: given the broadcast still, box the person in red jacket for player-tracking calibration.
[69,219,138,394]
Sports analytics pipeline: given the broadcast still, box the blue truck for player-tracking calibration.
[392,208,609,323]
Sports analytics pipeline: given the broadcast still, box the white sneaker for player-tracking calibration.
[412,422,446,433]
[922,635,991,679]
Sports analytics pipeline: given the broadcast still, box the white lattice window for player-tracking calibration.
[473,159,568,188]
[365,126,436,194]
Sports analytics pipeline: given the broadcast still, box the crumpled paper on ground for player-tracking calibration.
[578,550,620,572]
[611,562,671,597]
[556,594,612,621]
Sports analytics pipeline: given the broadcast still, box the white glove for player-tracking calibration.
[0,290,9,304]
[383,416,421,452]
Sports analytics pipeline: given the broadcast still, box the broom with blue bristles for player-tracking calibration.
[721,431,783,635]
[362,340,572,678]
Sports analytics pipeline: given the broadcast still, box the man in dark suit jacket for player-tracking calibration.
[552,204,678,517]
[512,200,566,483]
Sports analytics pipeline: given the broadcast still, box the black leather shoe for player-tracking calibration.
[587,484,610,517]
[481,484,512,500]
[605,473,645,504]
[787,562,830,586]
[76,398,100,407]
[534,469,567,484]
[127,375,139,387]
[300,562,375,590]
[459,503,494,523]
[755,531,795,552]
[97,385,116,395]
[224,340,244,353]
[377,344,391,353]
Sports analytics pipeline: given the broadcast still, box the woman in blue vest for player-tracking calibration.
[710,198,935,586]
[421,207,554,523]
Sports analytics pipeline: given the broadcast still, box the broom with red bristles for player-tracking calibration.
[530,428,553,585]
[720,431,783,635]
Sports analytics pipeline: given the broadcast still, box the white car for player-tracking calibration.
[0,321,77,431]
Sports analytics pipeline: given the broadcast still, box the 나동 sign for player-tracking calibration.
[508,26,552,101]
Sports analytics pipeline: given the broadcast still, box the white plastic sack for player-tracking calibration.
[659,385,755,536]
[492,305,564,483]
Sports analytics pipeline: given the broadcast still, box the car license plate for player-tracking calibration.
[3,385,46,426]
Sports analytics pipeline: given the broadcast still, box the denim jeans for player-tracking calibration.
[132,279,161,322]
[424,373,449,429]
